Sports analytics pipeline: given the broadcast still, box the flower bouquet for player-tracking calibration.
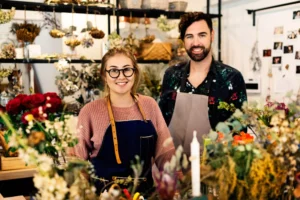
[198,94,300,200]
[1,92,78,162]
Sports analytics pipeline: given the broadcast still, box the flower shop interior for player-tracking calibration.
[0,0,300,199]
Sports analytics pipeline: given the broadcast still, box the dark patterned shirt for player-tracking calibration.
[159,59,247,130]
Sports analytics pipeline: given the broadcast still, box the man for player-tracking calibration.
[159,12,247,156]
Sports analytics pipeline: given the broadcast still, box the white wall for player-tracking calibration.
[211,0,300,103]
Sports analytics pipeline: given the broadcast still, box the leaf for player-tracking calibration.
[87,21,93,29]
[208,130,218,140]
[232,120,243,132]
[81,28,87,33]
[216,122,231,135]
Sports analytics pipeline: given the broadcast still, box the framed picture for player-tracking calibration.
[296,51,300,60]
[283,45,293,54]
[274,42,283,50]
[296,66,300,74]
[293,10,300,20]
[274,26,284,34]
[263,49,272,57]
[287,31,297,39]
[272,56,282,64]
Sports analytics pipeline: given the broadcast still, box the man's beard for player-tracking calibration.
[186,44,211,62]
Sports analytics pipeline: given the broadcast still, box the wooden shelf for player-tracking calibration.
[0,168,36,181]
[0,59,102,64]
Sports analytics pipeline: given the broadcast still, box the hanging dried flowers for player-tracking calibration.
[0,7,15,24]
[89,27,105,39]
[107,31,122,49]
[81,36,94,48]
[65,37,81,50]
[0,44,16,59]
[11,23,41,43]
[123,32,140,56]
[49,29,65,38]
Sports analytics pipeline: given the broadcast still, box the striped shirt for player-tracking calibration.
[74,94,175,169]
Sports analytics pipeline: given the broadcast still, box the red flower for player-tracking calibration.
[209,96,215,104]
[21,96,34,109]
[230,92,238,101]
[43,92,60,100]
[45,97,62,113]
[31,94,45,108]
[15,94,28,101]
[31,107,47,121]
[6,98,21,114]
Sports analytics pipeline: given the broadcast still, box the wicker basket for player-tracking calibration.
[141,0,168,10]
[169,1,188,11]
[119,0,142,9]
[139,42,172,60]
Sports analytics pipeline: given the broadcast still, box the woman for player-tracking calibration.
[74,47,175,193]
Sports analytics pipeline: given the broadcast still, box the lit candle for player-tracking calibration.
[190,130,201,197]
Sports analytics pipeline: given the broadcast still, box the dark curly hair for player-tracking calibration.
[178,12,213,40]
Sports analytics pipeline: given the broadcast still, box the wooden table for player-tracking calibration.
[0,168,36,181]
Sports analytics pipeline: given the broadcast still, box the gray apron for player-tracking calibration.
[168,69,212,157]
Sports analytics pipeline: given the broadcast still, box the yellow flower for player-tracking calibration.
[25,114,34,122]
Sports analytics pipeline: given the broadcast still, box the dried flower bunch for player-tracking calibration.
[81,36,94,48]
[64,37,81,50]
[0,68,13,78]
[11,22,41,43]
[107,31,122,49]
[123,33,140,56]
[0,43,16,59]
[141,34,155,43]
[89,27,105,39]
[55,60,103,105]
[156,15,176,32]
[49,29,65,38]
[0,7,15,24]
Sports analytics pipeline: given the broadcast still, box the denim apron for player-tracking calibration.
[91,95,157,194]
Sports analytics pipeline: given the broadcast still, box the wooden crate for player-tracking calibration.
[0,156,35,171]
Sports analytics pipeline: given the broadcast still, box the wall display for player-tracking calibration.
[283,45,293,53]
[296,51,300,59]
[293,10,300,20]
[274,26,283,34]
[263,49,272,57]
[273,42,283,50]
[287,30,297,39]
[297,66,300,74]
[272,56,281,64]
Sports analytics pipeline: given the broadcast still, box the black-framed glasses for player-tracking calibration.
[105,68,135,78]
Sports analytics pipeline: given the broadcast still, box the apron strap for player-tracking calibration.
[106,94,148,164]
[132,94,148,123]
[107,96,122,164]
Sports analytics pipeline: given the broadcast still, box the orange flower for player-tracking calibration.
[233,132,254,145]
[216,132,224,142]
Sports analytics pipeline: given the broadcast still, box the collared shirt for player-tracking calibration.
[159,59,247,129]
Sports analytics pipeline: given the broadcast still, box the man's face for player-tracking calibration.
[183,20,214,62]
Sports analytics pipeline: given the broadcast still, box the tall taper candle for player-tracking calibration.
[191,130,201,197]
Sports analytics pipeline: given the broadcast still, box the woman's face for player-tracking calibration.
[105,54,135,97]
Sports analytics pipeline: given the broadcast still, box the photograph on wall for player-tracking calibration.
[272,56,282,64]
[263,49,272,57]
[296,51,300,60]
[287,31,297,39]
[274,42,283,50]
[274,26,284,35]
[297,66,300,74]
[293,10,300,20]
[284,45,293,54]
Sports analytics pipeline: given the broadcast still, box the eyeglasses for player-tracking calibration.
[105,68,135,78]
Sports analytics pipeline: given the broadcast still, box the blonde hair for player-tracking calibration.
[100,47,141,95]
